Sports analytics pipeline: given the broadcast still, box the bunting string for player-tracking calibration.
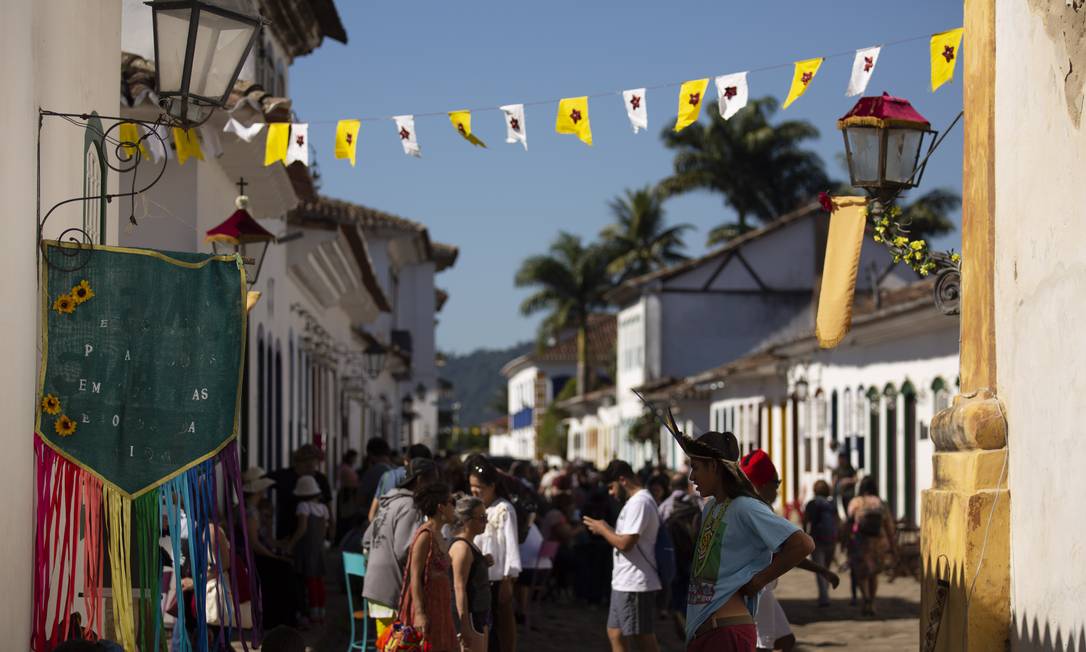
[127,27,964,165]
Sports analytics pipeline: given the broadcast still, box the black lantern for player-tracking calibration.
[837,93,937,198]
[401,394,414,418]
[147,0,263,127]
[363,342,386,379]
[415,382,427,401]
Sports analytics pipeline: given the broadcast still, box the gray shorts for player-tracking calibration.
[607,589,657,636]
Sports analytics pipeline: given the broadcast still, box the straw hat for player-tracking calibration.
[242,466,268,483]
[293,475,322,498]
[243,476,275,494]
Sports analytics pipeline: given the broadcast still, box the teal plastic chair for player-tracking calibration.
[343,551,369,651]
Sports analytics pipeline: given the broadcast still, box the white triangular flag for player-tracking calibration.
[393,115,421,157]
[223,117,266,143]
[285,123,309,166]
[714,72,749,121]
[622,88,648,134]
[147,124,171,162]
[500,104,527,150]
[198,124,223,158]
[847,46,881,97]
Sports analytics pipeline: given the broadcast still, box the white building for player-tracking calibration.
[492,314,615,460]
[570,202,909,471]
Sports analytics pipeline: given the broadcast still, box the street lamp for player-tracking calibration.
[838,93,936,202]
[205,184,274,285]
[147,0,263,127]
[837,92,962,315]
[794,377,810,402]
[363,342,386,380]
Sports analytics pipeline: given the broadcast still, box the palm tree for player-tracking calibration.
[600,185,692,281]
[660,96,831,245]
[515,232,613,397]
[898,188,959,242]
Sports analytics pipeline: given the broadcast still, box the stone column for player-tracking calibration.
[920,1,1010,650]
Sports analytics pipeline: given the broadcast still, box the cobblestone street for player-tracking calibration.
[274,557,921,651]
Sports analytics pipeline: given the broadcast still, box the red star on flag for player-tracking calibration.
[399,127,410,140]
[863,56,874,72]
[510,117,520,131]
[570,109,582,124]
[345,133,353,145]
[630,95,641,110]
[457,123,466,135]
[942,45,955,62]
[295,135,305,146]
[801,72,813,85]
[688,92,701,106]
[724,86,738,99]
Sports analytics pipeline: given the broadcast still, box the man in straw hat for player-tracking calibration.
[630,391,814,652]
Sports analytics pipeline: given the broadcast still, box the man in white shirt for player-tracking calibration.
[584,460,661,652]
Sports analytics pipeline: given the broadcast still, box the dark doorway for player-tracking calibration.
[902,382,917,526]
[883,385,899,518]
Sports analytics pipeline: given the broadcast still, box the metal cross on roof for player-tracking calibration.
[236,177,248,195]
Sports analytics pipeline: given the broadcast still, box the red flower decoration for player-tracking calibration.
[801,72,813,85]
[570,109,582,124]
[863,56,874,72]
[688,92,701,106]
[724,86,738,100]
[942,45,955,62]
[818,192,835,213]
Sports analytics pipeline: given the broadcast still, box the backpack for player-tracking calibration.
[653,511,677,589]
[857,503,885,537]
[807,498,838,544]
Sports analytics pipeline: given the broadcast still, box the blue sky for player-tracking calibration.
[289,1,964,355]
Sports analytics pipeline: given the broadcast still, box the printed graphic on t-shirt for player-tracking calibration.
[688,500,729,606]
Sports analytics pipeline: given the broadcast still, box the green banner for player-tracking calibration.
[37,242,246,497]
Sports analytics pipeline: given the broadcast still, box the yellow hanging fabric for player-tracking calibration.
[335,119,361,165]
[816,196,868,349]
[171,128,204,166]
[448,110,487,147]
[782,58,823,109]
[104,485,137,651]
[674,78,709,132]
[555,97,592,146]
[118,123,148,159]
[264,123,290,166]
[930,27,964,91]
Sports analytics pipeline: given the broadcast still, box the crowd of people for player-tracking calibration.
[87,431,901,652]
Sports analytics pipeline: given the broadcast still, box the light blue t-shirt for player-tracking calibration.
[375,466,406,499]
[684,496,800,642]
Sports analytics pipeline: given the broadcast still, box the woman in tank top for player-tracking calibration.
[450,494,493,652]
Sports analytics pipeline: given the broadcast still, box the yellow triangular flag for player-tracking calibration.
[172,127,204,166]
[816,196,867,348]
[335,119,361,166]
[555,97,592,146]
[674,78,709,132]
[930,28,964,91]
[118,122,149,159]
[448,110,487,147]
[264,123,290,166]
[783,58,824,109]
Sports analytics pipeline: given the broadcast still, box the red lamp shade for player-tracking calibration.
[205,208,275,246]
[837,92,930,130]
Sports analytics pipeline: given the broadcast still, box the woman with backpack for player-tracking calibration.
[845,476,898,617]
[468,455,522,652]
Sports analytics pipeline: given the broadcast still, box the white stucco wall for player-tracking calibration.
[995,4,1086,649]
[3,0,122,642]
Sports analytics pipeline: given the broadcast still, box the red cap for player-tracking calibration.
[739,449,778,488]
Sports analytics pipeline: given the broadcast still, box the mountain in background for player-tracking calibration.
[441,341,532,428]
